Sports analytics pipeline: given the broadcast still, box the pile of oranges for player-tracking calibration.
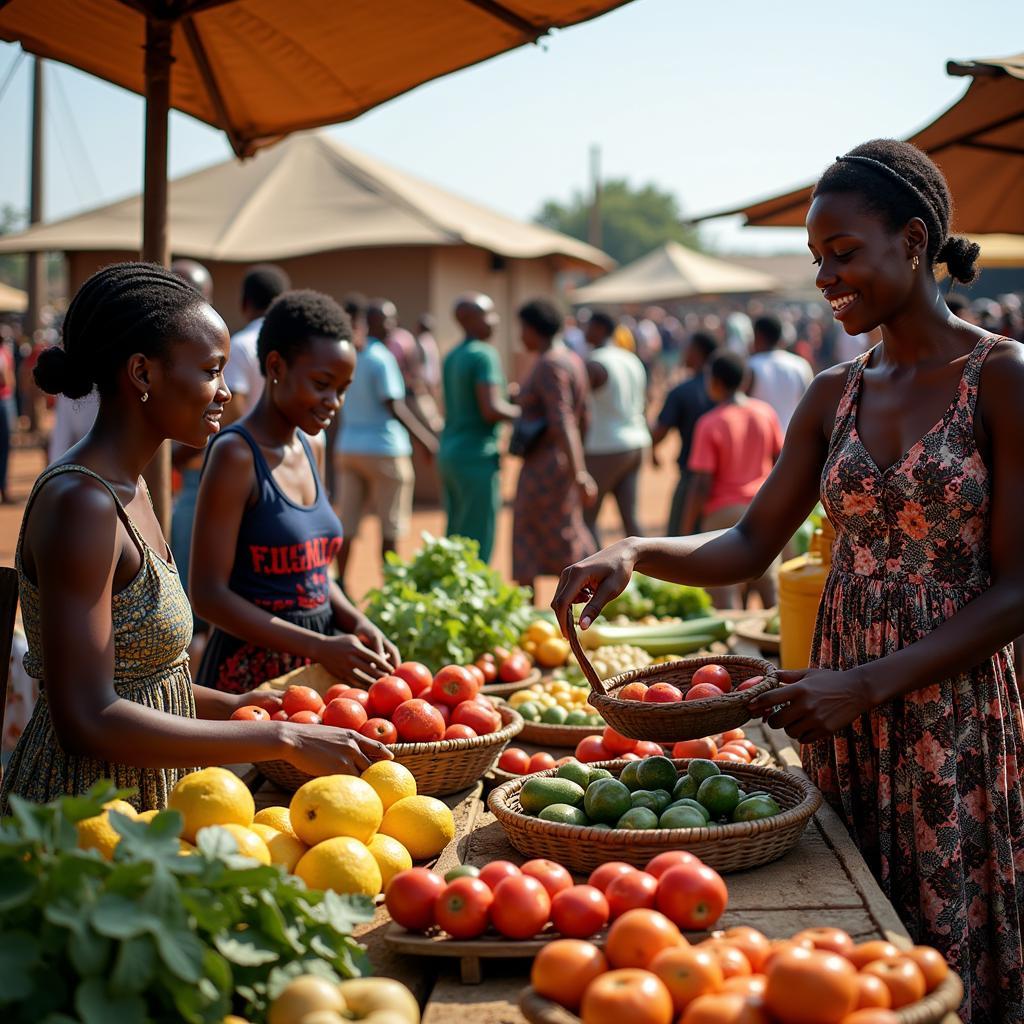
[531,914,949,1024]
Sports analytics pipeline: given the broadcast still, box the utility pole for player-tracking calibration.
[587,144,602,251]
[25,56,44,339]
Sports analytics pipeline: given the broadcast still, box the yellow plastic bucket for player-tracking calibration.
[777,519,834,670]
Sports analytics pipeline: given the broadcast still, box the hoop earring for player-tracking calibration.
[140,392,149,403]
[911,255,920,271]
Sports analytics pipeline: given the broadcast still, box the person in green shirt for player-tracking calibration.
[438,294,520,561]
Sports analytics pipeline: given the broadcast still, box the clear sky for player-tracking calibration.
[0,0,1020,255]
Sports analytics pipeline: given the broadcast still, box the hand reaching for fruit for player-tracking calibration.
[280,721,393,776]
[315,633,396,686]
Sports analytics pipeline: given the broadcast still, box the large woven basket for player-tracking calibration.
[487,758,821,874]
[567,618,778,742]
[481,667,542,698]
[518,719,603,748]
[258,704,523,797]
[521,970,963,1024]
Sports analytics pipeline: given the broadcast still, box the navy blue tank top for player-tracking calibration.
[207,425,343,615]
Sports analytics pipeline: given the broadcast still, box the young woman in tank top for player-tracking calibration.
[191,290,400,694]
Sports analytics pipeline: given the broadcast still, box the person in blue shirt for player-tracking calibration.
[334,299,438,589]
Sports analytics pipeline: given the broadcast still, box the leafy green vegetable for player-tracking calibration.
[601,573,712,620]
[364,533,534,669]
[0,781,372,1024]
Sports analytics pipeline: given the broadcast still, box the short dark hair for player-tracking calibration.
[242,264,290,314]
[34,261,207,399]
[588,310,617,336]
[709,350,746,392]
[753,315,783,347]
[812,139,980,284]
[257,290,352,374]
[689,331,718,359]
[518,298,563,340]
[342,292,367,322]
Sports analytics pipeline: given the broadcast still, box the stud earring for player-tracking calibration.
[140,392,149,403]
[911,255,920,271]
[272,378,279,385]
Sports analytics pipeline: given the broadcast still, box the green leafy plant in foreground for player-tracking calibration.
[0,781,372,1024]
[364,533,534,669]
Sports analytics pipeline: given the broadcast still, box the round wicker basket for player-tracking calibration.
[567,618,778,742]
[518,719,603,748]
[481,667,542,698]
[258,704,523,796]
[520,970,964,1024]
[487,758,821,874]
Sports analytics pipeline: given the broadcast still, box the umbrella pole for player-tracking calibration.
[141,15,172,532]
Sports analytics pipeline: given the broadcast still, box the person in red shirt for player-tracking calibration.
[682,350,783,609]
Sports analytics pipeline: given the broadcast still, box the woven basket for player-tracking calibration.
[518,719,603,748]
[258,704,524,796]
[520,970,963,1024]
[567,618,778,742]
[487,758,821,874]
[481,667,542,698]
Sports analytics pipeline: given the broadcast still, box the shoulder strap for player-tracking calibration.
[202,423,271,483]
[827,351,871,452]
[962,334,1003,418]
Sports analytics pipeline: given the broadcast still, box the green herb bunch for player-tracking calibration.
[0,782,372,1024]
[364,534,534,669]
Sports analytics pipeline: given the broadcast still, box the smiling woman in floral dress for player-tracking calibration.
[553,140,1024,1022]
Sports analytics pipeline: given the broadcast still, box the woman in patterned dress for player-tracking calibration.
[0,264,389,813]
[512,299,597,594]
[553,140,1023,1022]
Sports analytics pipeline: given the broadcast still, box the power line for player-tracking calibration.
[50,66,103,202]
[0,49,26,109]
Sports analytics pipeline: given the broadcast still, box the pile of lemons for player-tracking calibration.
[520,618,571,668]
[76,762,456,898]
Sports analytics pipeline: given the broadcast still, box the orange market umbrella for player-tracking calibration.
[693,53,1024,235]
[0,0,633,521]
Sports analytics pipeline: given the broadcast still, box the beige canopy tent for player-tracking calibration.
[0,281,27,314]
[694,53,1024,235]
[570,241,778,305]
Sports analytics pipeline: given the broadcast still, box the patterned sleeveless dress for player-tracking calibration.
[808,336,1024,1022]
[0,465,196,813]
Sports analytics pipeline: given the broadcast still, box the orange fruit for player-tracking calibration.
[714,927,771,972]
[838,1011,901,1024]
[854,972,892,1009]
[680,991,772,1024]
[904,945,948,993]
[847,940,900,970]
[794,927,855,959]
[861,956,927,1008]
[580,968,674,1024]
[762,937,814,972]
[722,975,766,997]
[764,947,858,1024]
[648,945,724,1013]
[672,738,718,759]
[698,939,752,979]
[605,909,682,969]
[531,939,608,1011]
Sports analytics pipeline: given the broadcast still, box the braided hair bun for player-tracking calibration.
[936,235,981,285]
[34,346,94,400]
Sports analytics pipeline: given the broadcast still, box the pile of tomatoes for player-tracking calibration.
[614,663,764,704]
[566,725,759,767]
[230,661,504,744]
[531,916,950,1024]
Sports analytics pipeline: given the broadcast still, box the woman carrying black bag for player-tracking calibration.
[511,299,597,594]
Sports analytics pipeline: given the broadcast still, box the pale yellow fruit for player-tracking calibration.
[199,823,271,865]
[223,1016,252,1024]
[337,978,419,1024]
[76,812,123,860]
[289,775,382,846]
[268,976,347,1024]
[360,761,417,811]
[298,1013,348,1024]
[526,619,559,643]
[168,767,255,843]
[294,836,382,896]
[136,809,159,824]
[103,799,138,818]
[377,796,454,860]
[254,805,300,840]
[251,823,307,872]
[366,834,413,888]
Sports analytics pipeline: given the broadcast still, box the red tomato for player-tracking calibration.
[619,752,641,761]
[490,875,551,939]
[451,700,498,735]
[655,863,728,930]
[521,858,573,897]
[321,697,368,730]
[551,884,610,938]
[736,675,764,692]
[478,860,521,890]
[672,738,718,759]
[282,685,325,717]
[528,752,557,772]
[384,867,445,931]
[323,684,348,704]
[231,705,270,721]
[575,735,613,763]
[690,664,733,691]
[475,656,498,684]
[466,664,487,689]
[685,683,726,701]
[713,751,747,763]
[717,743,752,763]
[444,724,478,740]
[431,665,480,706]
[498,651,532,682]
[392,661,434,694]
[602,726,639,755]
[392,699,446,742]
[288,710,321,725]
[367,675,414,717]
[617,681,649,701]
[428,701,452,725]
[249,692,284,715]
[644,683,683,703]
[588,862,637,893]
[434,877,493,939]
[606,870,659,918]
[337,687,370,708]
[498,747,531,774]
[359,718,398,743]
[634,740,667,758]
[645,850,700,879]
[718,728,745,742]
[271,709,290,721]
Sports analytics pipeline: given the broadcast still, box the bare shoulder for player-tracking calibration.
[978,337,1024,422]
[30,469,120,535]
[202,431,255,475]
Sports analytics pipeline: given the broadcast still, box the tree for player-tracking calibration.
[534,179,702,267]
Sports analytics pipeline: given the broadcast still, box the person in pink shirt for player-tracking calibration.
[682,350,782,609]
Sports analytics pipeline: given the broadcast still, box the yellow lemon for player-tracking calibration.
[294,836,381,896]
[168,767,255,843]
[103,799,138,818]
[377,796,454,860]
[267,975,347,1024]
[76,812,123,860]
[526,619,559,643]
[223,1016,253,1024]
[251,823,307,872]
[366,834,413,888]
[253,805,300,840]
[360,761,417,811]
[336,978,419,1024]
[199,823,271,865]
[135,809,159,824]
[289,775,382,847]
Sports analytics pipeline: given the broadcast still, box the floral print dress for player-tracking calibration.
[807,336,1024,1022]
